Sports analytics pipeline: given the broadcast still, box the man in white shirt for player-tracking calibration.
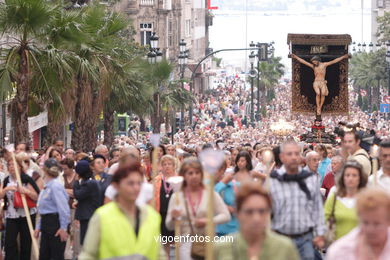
[369,139,390,190]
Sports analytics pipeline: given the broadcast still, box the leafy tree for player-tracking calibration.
[0,0,74,144]
[350,49,388,112]
[377,11,390,42]
[140,59,193,133]
[257,56,285,106]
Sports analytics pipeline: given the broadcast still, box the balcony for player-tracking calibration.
[140,0,154,6]
[162,0,172,10]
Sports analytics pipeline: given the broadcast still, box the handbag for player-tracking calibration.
[13,191,37,209]
[325,193,337,247]
[184,195,205,260]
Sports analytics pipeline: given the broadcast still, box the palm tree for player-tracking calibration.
[32,9,85,145]
[103,61,153,147]
[258,57,285,105]
[140,59,193,133]
[350,49,388,112]
[69,5,144,152]
[0,0,74,144]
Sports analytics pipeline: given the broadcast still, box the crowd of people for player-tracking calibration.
[0,74,389,260]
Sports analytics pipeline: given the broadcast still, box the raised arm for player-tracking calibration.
[291,53,314,69]
[324,54,349,67]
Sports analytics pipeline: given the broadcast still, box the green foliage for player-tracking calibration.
[357,94,363,108]
[261,105,267,117]
[376,11,390,42]
[362,96,368,112]
[256,56,285,104]
[267,88,275,102]
[212,57,223,67]
[350,50,388,109]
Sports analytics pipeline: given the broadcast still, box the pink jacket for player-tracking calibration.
[327,227,390,260]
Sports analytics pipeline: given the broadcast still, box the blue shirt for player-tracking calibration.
[215,181,240,235]
[37,179,70,230]
[317,158,331,184]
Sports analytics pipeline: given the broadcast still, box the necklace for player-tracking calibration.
[186,189,203,216]
[162,176,173,198]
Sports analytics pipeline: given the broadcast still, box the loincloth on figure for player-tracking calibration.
[313,80,328,96]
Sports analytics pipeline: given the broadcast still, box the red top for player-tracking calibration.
[321,171,335,198]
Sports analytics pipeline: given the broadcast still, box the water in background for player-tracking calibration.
[209,9,372,73]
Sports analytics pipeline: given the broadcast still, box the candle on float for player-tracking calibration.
[262,150,274,190]
[370,145,379,186]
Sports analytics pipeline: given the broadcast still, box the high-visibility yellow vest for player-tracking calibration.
[97,202,161,260]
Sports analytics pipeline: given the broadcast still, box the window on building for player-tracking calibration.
[185,20,191,37]
[378,0,384,8]
[169,35,173,47]
[140,23,153,46]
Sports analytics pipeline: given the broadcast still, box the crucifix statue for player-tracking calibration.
[291,53,349,116]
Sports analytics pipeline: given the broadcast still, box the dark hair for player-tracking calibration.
[53,139,64,145]
[234,151,253,173]
[337,160,368,197]
[112,163,143,184]
[216,140,224,146]
[49,148,62,158]
[316,144,328,158]
[202,143,213,150]
[150,145,166,163]
[253,142,262,150]
[15,142,30,152]
[60,158,75,169]
[343,131,360,142]
[272,146,282,168]
[236,182,272,212]
[109,148,120,159]
[380,139,390,149]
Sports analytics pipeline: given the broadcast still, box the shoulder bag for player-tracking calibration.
[325,193,337,247]
[184,195,205,260]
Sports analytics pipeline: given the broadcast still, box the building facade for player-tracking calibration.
[371,0,390,42]
[114,0,214,92]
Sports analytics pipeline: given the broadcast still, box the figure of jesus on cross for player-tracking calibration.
[291,53,349,116]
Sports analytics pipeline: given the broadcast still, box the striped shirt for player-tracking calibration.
[269,166,326,237]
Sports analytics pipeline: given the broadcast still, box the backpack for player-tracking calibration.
[353,152,373,175]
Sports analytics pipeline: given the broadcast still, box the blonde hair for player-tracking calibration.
[15,152,30,172]
[356,188,390,218]
[160,155,176,167]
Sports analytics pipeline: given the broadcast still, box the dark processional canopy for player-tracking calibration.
[287,34,352,115]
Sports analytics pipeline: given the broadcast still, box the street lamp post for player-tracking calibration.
[386,41,390,96]
[249,52,256,126]
[249,41,273,122]
[147,32,162,133]
[178,39,188,131]
[187,47,262,127]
